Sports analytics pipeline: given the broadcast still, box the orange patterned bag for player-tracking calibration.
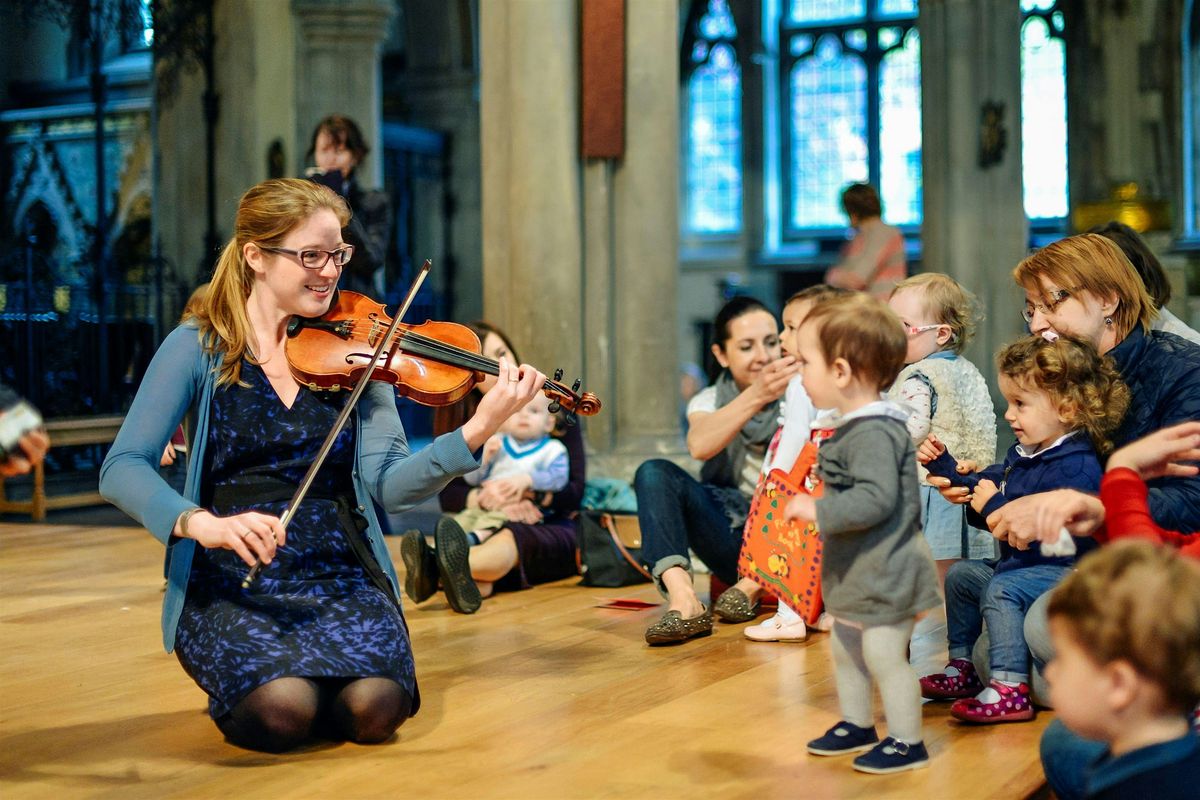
[737,439,825,624]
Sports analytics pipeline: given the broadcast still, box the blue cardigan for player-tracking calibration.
[966,432,1102,572]
[99,324,480,652]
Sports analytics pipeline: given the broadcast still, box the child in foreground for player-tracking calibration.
[1045,541,1200,799]
[784,294,940,775]
[918,335,1130,724]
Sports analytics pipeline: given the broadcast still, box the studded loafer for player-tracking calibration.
[644,607,713,645]
[712,587,760,623]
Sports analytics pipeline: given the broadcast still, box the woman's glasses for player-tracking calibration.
[258,245,355,270]
[1021,287,1077,323]
[904,323,943,337]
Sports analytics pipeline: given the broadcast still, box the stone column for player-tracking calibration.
[292,0,394,186]
[920,0,1028,420]
[480,0,680,471]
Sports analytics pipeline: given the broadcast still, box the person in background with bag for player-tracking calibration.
[637,296,797,645]
[306,114,391,296]
[824,183,907,300]
[738,284,849,643]
[406,322,587,614]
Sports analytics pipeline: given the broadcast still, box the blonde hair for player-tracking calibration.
[1049,541,1200,715]
[996,334,1130,456]
[785,283,852,308]
[192,179,350,387]
[801,293,907,391]
[1013,233,1156,338]
[891,272,980,355]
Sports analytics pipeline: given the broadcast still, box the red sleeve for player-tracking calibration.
[1100,468,1200,558]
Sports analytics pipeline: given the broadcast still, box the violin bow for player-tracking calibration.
[242,260,432,588]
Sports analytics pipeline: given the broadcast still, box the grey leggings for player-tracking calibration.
[831,618,923,744]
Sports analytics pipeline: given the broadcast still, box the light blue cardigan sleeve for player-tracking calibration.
[99,326,205,544]
[356,381,480,510]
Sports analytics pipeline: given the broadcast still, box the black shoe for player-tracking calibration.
[400,529,437,603]
[806,720,879,756]
[434,517,481,614]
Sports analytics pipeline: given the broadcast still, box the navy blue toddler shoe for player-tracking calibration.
[806,721,879,756]
[851,737,930,774]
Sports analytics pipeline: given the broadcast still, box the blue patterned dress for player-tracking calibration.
[174,362,415,719]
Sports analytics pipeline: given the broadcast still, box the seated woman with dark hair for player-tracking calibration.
[401,321,587,614]
[635,296,798,645]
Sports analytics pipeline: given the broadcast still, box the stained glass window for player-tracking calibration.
[880,29,921,225]
[1021,1,1068,220]
[684,0,742,235]
[782,0,920,233]
[789,36,867,228]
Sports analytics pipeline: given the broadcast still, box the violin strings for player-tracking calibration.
[326,322,574,396]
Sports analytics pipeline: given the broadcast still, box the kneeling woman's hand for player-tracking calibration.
[174,509,287,567]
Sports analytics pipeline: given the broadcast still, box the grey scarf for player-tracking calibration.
[699,370,781,489]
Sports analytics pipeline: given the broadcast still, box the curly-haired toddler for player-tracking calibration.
[917,334,1130,724]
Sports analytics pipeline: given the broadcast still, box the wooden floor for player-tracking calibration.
[0,522,1051,799]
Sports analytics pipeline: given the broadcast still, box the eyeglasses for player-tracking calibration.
[258,244,354,270]
[1021,287,1078,323]
[904,324,943,337]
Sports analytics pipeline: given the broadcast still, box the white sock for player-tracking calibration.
[775,603,802,624]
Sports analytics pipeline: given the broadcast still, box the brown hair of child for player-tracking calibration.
[996,334,1130,456]
[801,293,907,392]
[785,283,853,308]
[1048,541,1200,715]
[890,273,981,355]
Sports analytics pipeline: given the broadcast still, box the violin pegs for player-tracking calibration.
[553,367,564,382]
[571,378,581,394]
[548,400,562,414]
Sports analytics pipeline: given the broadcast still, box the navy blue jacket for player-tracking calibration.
[1107,326,1200,532]
[966,433,1102,572]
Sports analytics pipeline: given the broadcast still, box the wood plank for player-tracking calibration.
[0,522,1051,799]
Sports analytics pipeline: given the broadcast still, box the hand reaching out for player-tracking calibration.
[1105,421,1200,481]
[750,355,800,407]
[916,434,945,464]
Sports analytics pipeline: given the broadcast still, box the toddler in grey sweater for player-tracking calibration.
[784,293,941,776]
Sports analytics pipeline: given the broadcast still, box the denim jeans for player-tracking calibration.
[945,559,1070,682]
[634,459,749,593]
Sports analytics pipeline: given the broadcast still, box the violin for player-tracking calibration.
[284,290,601,418]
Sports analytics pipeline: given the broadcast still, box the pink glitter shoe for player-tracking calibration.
[919,658,983,700]
[950,680,1036,724]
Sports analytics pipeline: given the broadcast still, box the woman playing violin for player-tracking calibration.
[99,178,544,753]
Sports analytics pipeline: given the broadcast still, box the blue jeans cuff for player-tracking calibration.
[651,555,692,598]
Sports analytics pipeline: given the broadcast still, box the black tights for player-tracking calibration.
[215,676,413,753]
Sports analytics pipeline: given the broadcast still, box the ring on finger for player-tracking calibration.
[239,528,251,539]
